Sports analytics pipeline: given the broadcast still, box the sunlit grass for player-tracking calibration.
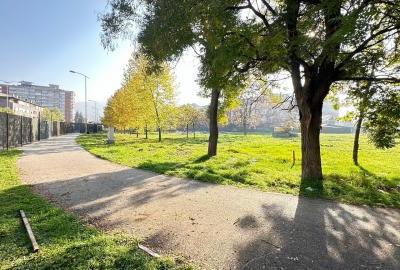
[0,150,193,270]
[78,132,400,208]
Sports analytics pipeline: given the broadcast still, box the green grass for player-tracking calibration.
[77,132,400,208]
[0,150,193,270]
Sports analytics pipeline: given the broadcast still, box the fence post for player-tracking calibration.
[6,113,9,150]
[50,115,52,137]
[29,118,32,143]
[20,115,23,146]
[38,112,41,141]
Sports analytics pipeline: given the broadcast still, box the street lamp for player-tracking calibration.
[88,99,97,123]
[69,70,89,133]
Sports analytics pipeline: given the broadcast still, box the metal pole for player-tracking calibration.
[29,118,32,143]
[6,85,9,109]
[38,112,41,141]
[6,113,9,150]
[85,76,88,134]
[20,115,23,146]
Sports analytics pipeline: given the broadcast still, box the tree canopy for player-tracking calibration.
[74,111,85,123]
[42,108,64,122]
[103,52,177,133]
[101,0,400,180]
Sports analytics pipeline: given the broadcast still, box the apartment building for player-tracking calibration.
[0,81,75,122]
[0,93,44,118]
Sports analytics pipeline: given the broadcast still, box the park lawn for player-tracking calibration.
[0,150,193,270]
[78,132,400,208]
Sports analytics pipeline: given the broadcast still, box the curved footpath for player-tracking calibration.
[18,134,400,269]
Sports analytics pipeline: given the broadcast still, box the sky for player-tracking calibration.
[0,0,208,113]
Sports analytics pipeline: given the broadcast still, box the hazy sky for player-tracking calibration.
[0,0,208,105]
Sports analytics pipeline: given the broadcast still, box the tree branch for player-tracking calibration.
[225,4,250,11]
[260,0,278,16]
[335,26,398,71]
[337,76,400,82]
[246,0,270,28]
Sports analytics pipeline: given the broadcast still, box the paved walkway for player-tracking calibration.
[18,134,400,269]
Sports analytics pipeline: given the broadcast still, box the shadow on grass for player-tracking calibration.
[319,172,399,207]
[78,134,209,151]
[193,154,210,163]
[0,149,21,158]
[135,156,400,207]
[0,184,190,270]
[78,134,400,207]
[137,161,186,174]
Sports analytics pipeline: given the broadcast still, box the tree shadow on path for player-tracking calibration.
[235,180,400,269]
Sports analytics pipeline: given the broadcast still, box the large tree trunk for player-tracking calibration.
[286,0,339,182]
[208,89,220,156]
[299,103,323,180]
[296,84,325,181]
[353,115,363,165]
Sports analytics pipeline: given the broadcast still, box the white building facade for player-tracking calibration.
[0,81,75,122]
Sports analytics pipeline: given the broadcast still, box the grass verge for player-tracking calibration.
[0,150,193,270]
[78,132,400,208]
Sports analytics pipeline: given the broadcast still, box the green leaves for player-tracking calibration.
[365,90,400,149]
[42,108,64,122]
[103,53,177,130]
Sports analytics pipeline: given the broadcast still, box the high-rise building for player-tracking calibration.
[0,81,75,122]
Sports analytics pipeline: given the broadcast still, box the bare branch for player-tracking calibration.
[335,26,399,71]
[225,5,250,11]
[246,0,270,28]
[260,0,278,16]
[337,76,400,82]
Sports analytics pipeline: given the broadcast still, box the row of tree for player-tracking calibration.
[100,0,400,182]
[103,54,207,140]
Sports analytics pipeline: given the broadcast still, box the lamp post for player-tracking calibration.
[88,99,97,123]
[69,70,89,133]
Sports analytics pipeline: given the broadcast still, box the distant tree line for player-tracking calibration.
[103,53,208,141]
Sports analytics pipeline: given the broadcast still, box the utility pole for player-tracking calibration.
[69,70,89,133]
[6,85,9,108]
[88,100,97,123]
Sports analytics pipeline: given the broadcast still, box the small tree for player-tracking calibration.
[178,104,204,138]
[335,80,400,165]
[42,108,64,122]
[74,111,85,123]
[0,107,14,114]
[103,52,177,140]
[229,79,271,135]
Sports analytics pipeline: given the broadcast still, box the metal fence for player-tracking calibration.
[0,112,103,150]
